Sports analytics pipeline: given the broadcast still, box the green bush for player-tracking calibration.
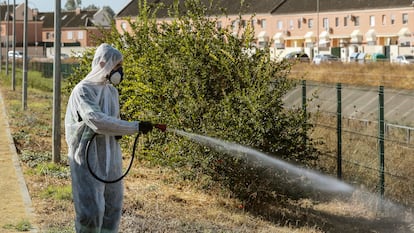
[66,0,319,207]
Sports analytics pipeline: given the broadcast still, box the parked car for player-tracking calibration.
[349,52,366,63]
[284,51,310,63]
[394,55,414,64]
[369,53,387,62]
[8,51,24,59]
[312,54,340,64]
[50,53,70,60]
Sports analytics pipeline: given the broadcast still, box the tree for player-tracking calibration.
[67,0,318,209]
[65,0,82,11]
[84,4,99,11]
[103,6,115,17]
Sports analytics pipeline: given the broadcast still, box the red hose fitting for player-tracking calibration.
[155,124,167,132]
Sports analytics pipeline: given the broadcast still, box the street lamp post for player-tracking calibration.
[316,0,320,55]
[52,0,61,162]
[0,3,2,72]
[22,0,27,110]
[6,0,9,78]
[12,0,16,93]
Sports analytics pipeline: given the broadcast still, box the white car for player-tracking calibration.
[8,51,24,59]
[394,55,414,64]
[312,54,340,64]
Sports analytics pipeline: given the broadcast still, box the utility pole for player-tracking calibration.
[52,0,61,163]
[22,0,27,110]
[6,0,9,80]
[0,3,2,72]
[316,0,320,55]
[12,0,15,95]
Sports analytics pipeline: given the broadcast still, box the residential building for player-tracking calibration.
[115,0,414,62]
[0,2,113,58]
[0,4,42,47]
[39,7,112,57]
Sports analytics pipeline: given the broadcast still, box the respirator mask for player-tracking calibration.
[108,66,124,85]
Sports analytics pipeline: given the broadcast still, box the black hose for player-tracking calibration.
[85,133,139,183]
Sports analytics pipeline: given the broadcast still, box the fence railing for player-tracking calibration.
[286,80,414,206]
[27,61,79,79]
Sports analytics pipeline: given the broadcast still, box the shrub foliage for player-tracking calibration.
[66,0,319,207]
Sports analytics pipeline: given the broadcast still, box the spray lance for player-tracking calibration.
[86,123,167,183]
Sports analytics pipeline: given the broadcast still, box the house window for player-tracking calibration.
[121,22,127,30]
[289,19,294,30]
[217,21,222,29]
[344,16,348,27]
[369,16,375,26]
[308,18,313,29]
[391,15,395,24]
[403,13,408,24]
[46,32,54,39]
[353,16,360,26]
[241,20,246,28]
[261,19,266,29]
[67,31,73,40]
[78,31,84,40]
[231,20,238,30]
[382,15,386,25]
[335,17,339,27]
[297,18,302,29]
[322,18,329,30]
[277,20,283,30]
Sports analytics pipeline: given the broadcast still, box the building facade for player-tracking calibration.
[115,0,414,62]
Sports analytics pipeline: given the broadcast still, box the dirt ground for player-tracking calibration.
[1,83,414,232]
[0,92,35,232]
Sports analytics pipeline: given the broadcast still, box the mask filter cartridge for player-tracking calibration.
[109,67,124,85]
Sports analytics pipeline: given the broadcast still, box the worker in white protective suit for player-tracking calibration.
[65,43,153,233]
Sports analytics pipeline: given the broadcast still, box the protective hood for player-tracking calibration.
[82,43,123,84]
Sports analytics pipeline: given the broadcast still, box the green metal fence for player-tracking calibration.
[291,81,414,206]
[28,61,79,79]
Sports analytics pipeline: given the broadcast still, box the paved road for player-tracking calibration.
[0,90,36,232]
[284,82,414,127]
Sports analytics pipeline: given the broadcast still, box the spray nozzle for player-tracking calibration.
[155,124,167,132]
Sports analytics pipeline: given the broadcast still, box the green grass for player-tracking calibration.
[40,185,72,201]
[0,69,53,92]
[2,219,32,231]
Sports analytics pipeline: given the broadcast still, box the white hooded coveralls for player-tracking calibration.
[65,44,139,233]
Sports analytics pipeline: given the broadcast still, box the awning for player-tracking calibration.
[365,29,376,42]
[376,34,398,37]
[285,36,305,40]
[319,31,329,40]
[330,34,351,39]
[350,29,363,43]
[304,31,315,43]
[318,31,330,44]
[398,27,411,37]
[273,32,284,43]
[258,31,269,42]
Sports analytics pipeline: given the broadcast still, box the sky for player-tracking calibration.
[14,0,132,14]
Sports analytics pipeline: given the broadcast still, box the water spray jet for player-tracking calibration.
[171,129,355,194]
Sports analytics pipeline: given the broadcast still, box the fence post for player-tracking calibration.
[337,83,342,179]
[378,86,385,198]
[301,80,306,114]
[302,80,307,145]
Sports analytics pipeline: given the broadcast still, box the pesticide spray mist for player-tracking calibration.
[172,129,354,193]
[170,129,414,230]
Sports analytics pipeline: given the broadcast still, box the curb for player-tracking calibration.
[0,90,38,233]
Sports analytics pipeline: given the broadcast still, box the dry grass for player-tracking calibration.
[289,62,414,89]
